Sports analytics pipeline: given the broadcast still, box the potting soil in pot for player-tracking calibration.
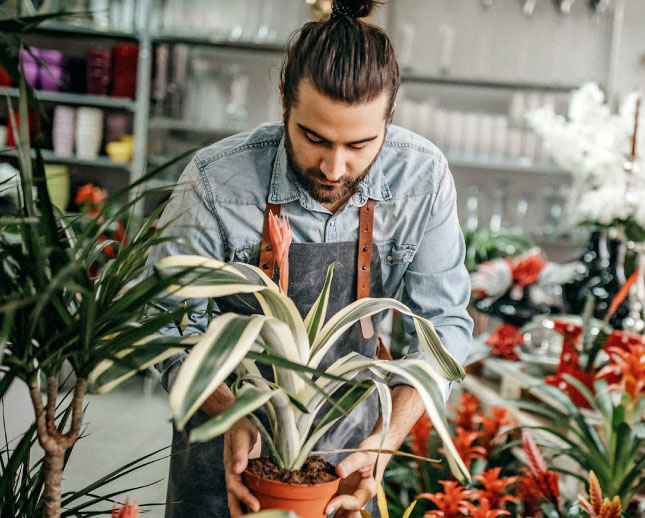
[247,456,337,484]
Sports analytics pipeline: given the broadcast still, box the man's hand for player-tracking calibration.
[223,418,262,517]
[325,439,390,518]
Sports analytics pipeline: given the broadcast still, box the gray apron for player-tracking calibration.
[165,205,386,518]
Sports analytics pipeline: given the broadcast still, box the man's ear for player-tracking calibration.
[387,101,397,124]
[279,84,287,121]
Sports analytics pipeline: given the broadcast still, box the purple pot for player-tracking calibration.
[22,62,39,88]
[39,64,63,92]
[39,49,65,67]
[21,48,40,65]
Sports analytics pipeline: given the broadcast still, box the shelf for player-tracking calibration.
[445,153,569,176]
[33,21,139,41]
[401,74,578,93]
[0,148,131,171]
[147,118,233,134]
[151,34,285,53]
[1,87,136,111]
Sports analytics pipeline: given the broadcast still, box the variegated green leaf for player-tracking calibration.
[88,334,197,394]
[255,288,309,363]
[190,386,278,442]
[303,262,336,344]
[309,297,464,381]
[306,356,470,483]
[258,318,305,397]
[170,313,269,429]
[157,255,267,299]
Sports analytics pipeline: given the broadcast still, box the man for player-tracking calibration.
[149,1,473,517]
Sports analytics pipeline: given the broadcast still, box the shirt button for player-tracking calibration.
[386,255,393,262]
[329,220,335,226]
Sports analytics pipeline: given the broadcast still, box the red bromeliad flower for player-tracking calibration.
[505,253,546,287]
[475,406,513,451]
[268,210,292,295]
[410,413,433,458]
[439,427,486,470]
[112,499,139,518]
[485,323,523,361]
[516,472,544,517]
[462,498,510,518]
[521,430,561,511]
[418,480,473,518]
[471,467,519,509]
[597,342,645,401]
[452,392,481,431]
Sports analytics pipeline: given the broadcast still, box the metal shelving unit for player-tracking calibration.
[445,153,568,177]
[0,148,132,171]
[401,74,578,93]
[0,87,136,111]
[150,34,286,54]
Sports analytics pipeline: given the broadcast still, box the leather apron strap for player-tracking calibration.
[259,200,385,343]
[259,202,282,279]
[357,199,375,339]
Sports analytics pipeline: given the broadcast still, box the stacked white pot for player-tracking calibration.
[52,106,76,157]
[75,107,104,160]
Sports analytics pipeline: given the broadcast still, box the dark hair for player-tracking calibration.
[280,0,400,120]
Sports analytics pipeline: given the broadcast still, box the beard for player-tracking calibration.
[283,125,382,205]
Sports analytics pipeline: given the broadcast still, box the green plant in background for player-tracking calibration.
[0,48,208,517]
[462,226,532,273]
[508,377,645,510]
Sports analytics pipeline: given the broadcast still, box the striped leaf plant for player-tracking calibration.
[139,254,471,483]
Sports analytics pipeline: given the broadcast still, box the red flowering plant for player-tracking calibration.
[470,249,581,361]
[383,392,524,518]
[73,183,129,273]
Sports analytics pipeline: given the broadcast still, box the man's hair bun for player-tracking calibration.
[331,0,381,19]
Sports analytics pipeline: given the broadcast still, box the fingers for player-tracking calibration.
[326,471,376,516]
[225,470,260,516]
[224,428,260,516]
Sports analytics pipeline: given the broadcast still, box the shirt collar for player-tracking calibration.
[269,129,392,207]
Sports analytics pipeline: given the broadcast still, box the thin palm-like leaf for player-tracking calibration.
[170,313,269,429]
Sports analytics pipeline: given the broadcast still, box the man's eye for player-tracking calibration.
[349,144,367,150]
[305,133,324,144]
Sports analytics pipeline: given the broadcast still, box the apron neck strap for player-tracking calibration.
[259,202,282,279]
[357,199,375,339]
[259,199,376,339]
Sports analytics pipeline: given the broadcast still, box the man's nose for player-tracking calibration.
[320,147,346,181]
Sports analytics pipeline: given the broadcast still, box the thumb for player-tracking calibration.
[230,430,252,474]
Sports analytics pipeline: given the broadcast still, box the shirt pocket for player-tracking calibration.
[232,243,261,265]
[377,241,416,297]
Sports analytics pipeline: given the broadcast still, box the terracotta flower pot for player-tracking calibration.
[243,469,340,518]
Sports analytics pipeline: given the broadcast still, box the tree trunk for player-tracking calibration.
[43,450,65,517]
[29,376,87,518]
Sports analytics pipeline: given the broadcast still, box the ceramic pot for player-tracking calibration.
[243,469,340,518]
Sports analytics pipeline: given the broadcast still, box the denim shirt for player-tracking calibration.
[148,122,473,391]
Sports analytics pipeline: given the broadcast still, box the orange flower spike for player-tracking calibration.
[588,471,602,513]
[268,211,292,295]
[472,467,519,509]
[112,499,139,518]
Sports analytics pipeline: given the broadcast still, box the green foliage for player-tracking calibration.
[462,227,532,273]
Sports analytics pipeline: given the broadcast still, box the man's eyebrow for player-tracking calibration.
[297,123,378,145]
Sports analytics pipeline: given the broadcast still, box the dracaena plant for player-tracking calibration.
[0,56,205,517]
[133,222,471,481]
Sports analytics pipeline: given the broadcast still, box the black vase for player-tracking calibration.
[562,231,628,327]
